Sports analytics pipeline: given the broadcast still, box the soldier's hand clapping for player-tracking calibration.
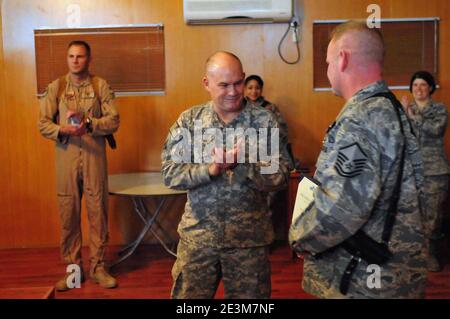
[208,140,243,177]
[400,96,415,118]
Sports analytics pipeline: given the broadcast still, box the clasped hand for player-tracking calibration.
[208,140,243,177]
[59,110,87,136]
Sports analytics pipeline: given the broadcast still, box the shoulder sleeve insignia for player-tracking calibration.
[334,142,368,178]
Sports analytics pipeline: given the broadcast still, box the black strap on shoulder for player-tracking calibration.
[339,91,407,295]
[370,91,406,244]
[89,75,117,149]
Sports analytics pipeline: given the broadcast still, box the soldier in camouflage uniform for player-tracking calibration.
[244,75,289,143]
[244,74,295,171]
[401,71,449,272]
[244,75,294,233]
[161,52,290,298]
[289,21,427,298]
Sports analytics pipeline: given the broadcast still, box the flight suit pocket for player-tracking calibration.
[83,89,101,118]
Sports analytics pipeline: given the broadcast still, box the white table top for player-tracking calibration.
[108,172,186,196]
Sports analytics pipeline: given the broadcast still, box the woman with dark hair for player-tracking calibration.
[244,75,288,135]
[401,70,449,272]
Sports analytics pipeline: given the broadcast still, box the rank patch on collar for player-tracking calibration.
[334,142,368,178]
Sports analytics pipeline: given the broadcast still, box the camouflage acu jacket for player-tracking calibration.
[247,97,294,170]
[408,100,450,176]
[248,97,289,141]
[161,100,290,248]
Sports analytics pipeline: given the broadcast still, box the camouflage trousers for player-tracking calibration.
[422,175,448,240]
[171,240,271,299]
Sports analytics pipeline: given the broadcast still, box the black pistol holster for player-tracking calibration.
[341,230,393,265]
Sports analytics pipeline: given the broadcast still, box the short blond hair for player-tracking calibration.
[330,20,385,64]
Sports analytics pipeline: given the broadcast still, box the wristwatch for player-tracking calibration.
[85,117,93,133]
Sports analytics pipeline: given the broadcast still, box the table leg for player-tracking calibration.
[135,196,175,241]
[149,228,177,258]
[110,196,166,267]
[135,197,177,257]
[117,198,150,254]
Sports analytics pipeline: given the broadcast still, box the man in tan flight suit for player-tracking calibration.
[38,41,119,291]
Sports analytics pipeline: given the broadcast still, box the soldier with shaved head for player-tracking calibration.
[289,21,428,298]
[162,51,290,298]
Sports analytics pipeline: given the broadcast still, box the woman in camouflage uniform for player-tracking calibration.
[244,75,295,170]
[244,75,288,139]
[402,71,449,272]
[244,75,296,241]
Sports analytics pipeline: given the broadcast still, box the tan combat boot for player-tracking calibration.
[91,267,118,289]
[55,267,85,292]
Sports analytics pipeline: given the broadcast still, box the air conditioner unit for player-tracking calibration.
[183,0,293,25]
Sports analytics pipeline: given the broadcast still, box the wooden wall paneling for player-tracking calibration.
[0,0,15,248]
[2,0,58,248]
[1,0,450,248]
[313,21,438,88]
